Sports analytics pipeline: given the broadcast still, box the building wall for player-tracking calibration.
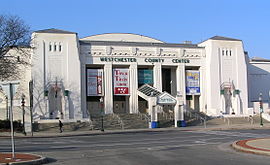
[248,62,270,105]
[199,39,249,115]
[31,32,84,121]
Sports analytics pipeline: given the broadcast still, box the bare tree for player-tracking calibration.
[0,15,31,80]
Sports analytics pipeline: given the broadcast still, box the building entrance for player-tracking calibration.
[113,96,129,113]
[162,67,177,96]
[48,85,63,119]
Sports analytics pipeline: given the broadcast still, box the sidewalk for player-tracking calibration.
[232,138,270,156]
[1,123,270,138]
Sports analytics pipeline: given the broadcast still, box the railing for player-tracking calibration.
[161,111,174,120]
[138,111,150,123]
[113,113,125,130]
[185,108,207,128]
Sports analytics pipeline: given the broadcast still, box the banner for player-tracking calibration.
[186,70,200,95]
[113,68,129,95]
[138,69,153,84]
[87,69,103,96]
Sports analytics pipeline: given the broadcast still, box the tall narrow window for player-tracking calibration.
[226,50,228,56]
[54,43,57,51]
[49,43,52,51]
[59,43,62,52]
[229,50,232,56]
[222,50,225,56]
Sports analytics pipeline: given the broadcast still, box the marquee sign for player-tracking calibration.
[157,92,177,105]
[113,68,129,95]
[186,70,200,95]
[87,69,103,96]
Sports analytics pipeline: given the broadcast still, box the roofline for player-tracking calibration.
[198,36,242,44]
[80,32,164,43]
[34,28,77,34]
[80,40,204,49]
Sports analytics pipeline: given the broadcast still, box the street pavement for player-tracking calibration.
[1,124,270,164]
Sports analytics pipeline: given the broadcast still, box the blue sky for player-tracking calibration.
[2,0,270,58]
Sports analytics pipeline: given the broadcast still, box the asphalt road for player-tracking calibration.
[1,129,270,165]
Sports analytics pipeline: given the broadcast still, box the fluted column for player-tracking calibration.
[104,64,113,114]
[129,64,138,114]
[175,64,186,126]
[153,63,162,91]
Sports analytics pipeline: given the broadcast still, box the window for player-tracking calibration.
[54,43,57,51]
[229,50,232,56]
[59,43,62,52]
[222,50,225,56]
[49,43,52,51]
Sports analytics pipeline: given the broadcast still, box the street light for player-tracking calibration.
[21,94,26,136]
[100,97,104,132]
[259,93,263,127]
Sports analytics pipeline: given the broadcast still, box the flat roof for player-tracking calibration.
[80,40,204,49]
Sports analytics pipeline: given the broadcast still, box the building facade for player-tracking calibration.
[1,28,267,125]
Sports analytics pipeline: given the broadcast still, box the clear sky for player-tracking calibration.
[1,0,270,59]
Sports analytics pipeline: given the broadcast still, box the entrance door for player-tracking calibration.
[114,101,126,113]
[48,88,63,119]
[88,101,101,117]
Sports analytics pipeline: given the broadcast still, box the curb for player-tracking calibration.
[232,139,270,156]
[0,153,47,165]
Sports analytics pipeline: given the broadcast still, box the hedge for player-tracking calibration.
[0,120,23,132]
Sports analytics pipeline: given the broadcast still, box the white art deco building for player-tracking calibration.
[1,28,269,127]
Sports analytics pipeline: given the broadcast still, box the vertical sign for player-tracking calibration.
[186,70,200,95]
[138,69,153,84]
[87,69,103,96]
[113,68,129,95]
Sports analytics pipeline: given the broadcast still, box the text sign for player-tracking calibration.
[113,69,129,95]
[87,69,103,96]
[157,92,177,105]
[186,70,200,95]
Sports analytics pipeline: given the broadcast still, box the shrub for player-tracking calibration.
[0,120,23,132]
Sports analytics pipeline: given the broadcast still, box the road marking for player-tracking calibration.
[189,130,269,138]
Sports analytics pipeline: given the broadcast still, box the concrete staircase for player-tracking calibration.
[35,121,93,132]
[158,112,174,128]
[90,114,123,130]
[118,114,149,129]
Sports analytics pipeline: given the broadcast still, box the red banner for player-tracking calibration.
[113,69,129,95]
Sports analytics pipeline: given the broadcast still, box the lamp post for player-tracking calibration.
[5,95,8,120]
[259,93,263,127]
[21,94,26,136]
[100,97,104,132]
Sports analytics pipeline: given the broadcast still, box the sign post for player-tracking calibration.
[259,93,263,127]
[0,81,20,159]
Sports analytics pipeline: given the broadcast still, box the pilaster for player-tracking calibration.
[153,63,162,91]
[104,64,113,114]
[129,64,138,114]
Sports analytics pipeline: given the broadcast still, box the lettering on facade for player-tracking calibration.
[144,58,164,63]
[100,57,190,63]
[100,57,137,62]
[172,59,190,63]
